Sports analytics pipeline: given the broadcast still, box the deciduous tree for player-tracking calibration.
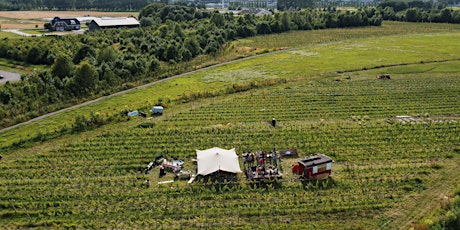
[52,53,74,80]
[74,60,99,96]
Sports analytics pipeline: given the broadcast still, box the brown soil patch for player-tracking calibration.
[0,11,138,29]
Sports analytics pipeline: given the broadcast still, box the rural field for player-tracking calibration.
[0,11,138,29]
[0,21,459,229]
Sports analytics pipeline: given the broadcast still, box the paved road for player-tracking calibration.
[3,29,38,37]
[0,70,21,84]
[0,31,34,85]
[3,29,85,37]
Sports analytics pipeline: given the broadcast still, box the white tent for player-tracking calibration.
[196,147,242,176]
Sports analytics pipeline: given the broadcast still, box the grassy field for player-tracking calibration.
[0,22,459,229]
[0,31,23,39]
[231,21,460,50]
[1,22,460,148]
[0,57,45,76]
[0,11,138,29]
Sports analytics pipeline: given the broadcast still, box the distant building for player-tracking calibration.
[239,8,273,16]
[88,18,140,31]
[51,17,81,31]
[231,0,277,9]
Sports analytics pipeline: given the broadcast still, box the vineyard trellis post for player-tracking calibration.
[206,207,209,229]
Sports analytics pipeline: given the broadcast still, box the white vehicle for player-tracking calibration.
[151,106,164,115]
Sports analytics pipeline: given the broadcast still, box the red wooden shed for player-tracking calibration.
[292,154,333,180]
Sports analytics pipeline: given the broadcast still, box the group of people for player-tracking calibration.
[242,148,282,168]
[242,148,283,181]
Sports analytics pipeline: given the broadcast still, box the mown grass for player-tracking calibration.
[18,29,46,34]
[0,31,23,39]
[0,57,45,75]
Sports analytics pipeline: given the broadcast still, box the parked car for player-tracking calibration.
[0,75,4,79]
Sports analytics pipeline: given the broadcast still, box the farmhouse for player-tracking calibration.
[88,18,140,31]
[292,154,333,180]
[50,17,81,31]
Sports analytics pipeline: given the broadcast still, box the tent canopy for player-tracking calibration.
[196,147,242,176]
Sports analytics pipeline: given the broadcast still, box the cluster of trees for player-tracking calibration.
[278,0,315,11]
[0,3,382,129]
[377,0,460,23]
[379,0,437,11]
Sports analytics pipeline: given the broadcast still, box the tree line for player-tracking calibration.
[377,0,460,23]
[0,3,380,129]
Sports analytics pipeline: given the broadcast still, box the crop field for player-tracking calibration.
[2,24,460,147]
[1,66,459,229]
[1,23,460,229]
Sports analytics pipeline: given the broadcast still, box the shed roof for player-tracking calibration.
[299,154,332,168]
[52,17,80,26]
[92,17,140,27]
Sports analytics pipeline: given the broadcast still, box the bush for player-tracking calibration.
[138,122,155,128]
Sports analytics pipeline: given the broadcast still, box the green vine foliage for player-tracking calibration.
[1,70,459,229]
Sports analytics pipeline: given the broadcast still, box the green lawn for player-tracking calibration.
[18,28,46,34]
[0,31,23,39]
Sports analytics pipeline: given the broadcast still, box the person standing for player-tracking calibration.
[159,166,165,177]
